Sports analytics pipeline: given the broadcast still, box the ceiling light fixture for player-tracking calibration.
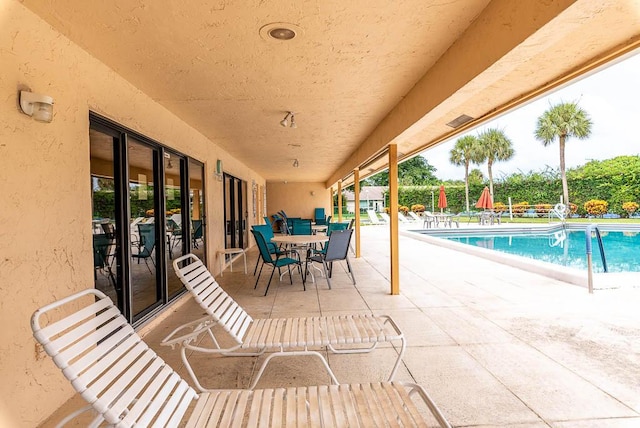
[293,159,299,168]
[280,111,296,128]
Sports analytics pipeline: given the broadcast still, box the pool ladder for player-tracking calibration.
[585,224,608,293]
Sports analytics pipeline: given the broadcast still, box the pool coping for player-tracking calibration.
[402,223,640,290]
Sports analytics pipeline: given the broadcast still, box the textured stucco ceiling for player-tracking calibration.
[22,0,640,186]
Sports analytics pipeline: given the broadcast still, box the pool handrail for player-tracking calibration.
[585,224,608,293]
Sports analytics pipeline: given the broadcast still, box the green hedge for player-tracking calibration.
[382,156,640,216]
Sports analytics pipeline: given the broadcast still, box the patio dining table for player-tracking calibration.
[272,234,330,282]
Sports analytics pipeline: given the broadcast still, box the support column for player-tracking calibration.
[353,168,361,258]
[337,180,343,223]
[330,187,334,220]
[388,145,399,295]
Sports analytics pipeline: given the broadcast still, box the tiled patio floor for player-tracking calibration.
[42,225,640,427]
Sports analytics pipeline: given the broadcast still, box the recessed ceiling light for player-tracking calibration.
[270,28,295,40]
[260,22,303,42]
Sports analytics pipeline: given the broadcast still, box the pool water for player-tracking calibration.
[436,229,640,273]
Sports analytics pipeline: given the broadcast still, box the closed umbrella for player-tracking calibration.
[438,185,447,213]
[475,186,493,210]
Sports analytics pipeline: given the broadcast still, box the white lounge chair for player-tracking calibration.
[397,212,412,224]
[379,212,391,223]
[408,211,422,222]
[32,289,451,427]
[366,209,383,224]
[163,254,405,391]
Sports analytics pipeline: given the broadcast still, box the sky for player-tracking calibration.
[421,51,640,181]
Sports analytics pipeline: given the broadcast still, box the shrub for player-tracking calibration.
[535,203,552,218]
[512,201,529,217]
[411,204,425,213]
[493,202,506,213]
[584,199,608,216]
[569,203,578,214]
[622,201,639,217]
[399,205,409,215]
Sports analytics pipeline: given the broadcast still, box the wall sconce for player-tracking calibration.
[310,191,316,196]
[214,159,223,181]
[292,159,299,168]
[19,90,54,123]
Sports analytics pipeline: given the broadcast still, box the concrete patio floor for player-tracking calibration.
[42,225,640,427]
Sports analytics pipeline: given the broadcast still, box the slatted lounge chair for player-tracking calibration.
[366,209,383,224]
[162,253,407,392]
[32,289,451,427]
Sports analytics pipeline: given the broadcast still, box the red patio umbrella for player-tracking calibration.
[438,185,447,213]
[475,186,493,210]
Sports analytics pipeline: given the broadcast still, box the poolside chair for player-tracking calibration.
[32,289,451,427]
[367,209,382,224]
[423,211,437,228]
[380,212,391,223]
[408,211,422,223]
[314,207,327,225]
[397,212,412,224]
[251,229,303,296]
[305,229,355,288]
[165,253,409,392]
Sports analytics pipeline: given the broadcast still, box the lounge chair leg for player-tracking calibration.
[249,350,340,390]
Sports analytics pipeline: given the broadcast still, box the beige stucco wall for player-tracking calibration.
[266,182,332,221]
[0,1,264,425]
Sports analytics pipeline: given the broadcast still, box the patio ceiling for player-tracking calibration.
[22,0,640,187]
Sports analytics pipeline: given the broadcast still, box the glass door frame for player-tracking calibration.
[90,112,206,326]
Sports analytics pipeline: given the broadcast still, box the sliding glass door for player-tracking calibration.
[224,173,248,250]
[90,113,206,325]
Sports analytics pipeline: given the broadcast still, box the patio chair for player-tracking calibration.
[191,219,203,248]
[314,207,326,225]
[397,212,411,224]
[251,224,292,275]
[422,211,437,228]
[32,289,451,427]
[379,212,391,223]
[291,218,312,235]
[165,253,408,392]
[305,229,355,288]
[132,223,155,274]
[367,209,383,224]
[251,229,303,296]
[408,211,422,222]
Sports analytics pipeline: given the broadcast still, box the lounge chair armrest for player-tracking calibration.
[160,315,217,348]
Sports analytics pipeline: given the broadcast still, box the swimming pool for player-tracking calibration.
[411,224,640,274]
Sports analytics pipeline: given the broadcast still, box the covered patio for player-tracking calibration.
[4,0,640,425]
[42,226,640,426]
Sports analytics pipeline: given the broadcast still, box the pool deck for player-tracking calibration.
[42,224,640,427]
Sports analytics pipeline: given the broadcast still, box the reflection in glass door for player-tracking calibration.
[128,138,162,319]
[90,128,123,310]
[90,113,207,325]
[165,152,185,299]
[224,173,248,249]
[189,160,206,260]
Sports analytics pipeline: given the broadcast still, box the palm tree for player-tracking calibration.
[535,101,592,209]
[476,128,515,202]
[449,135,480,213]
